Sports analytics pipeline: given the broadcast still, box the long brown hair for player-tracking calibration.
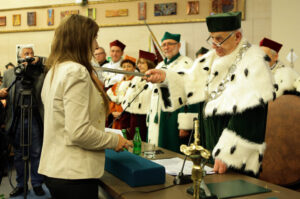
[46,14,109,114]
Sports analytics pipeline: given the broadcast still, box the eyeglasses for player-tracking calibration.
[94,52,105,56]
[161,42,178,48]
[206,31,235,47]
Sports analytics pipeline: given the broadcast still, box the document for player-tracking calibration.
[151,157,215,176]
[105,128,123,136]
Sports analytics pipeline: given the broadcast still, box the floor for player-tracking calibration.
[0,167,51,199]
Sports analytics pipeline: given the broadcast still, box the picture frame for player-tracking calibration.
[0,16,6,26]
[61,10,79,19]
[138,2,146,20]
[105,9,128,17]
[187,1,199,15]
[87,8,96,20]
[154,3,177,16]
[47,9,54,26]
[210,0,237,14]
[13,14,21,26]
[27,12,36,26]
[210,0,245,19]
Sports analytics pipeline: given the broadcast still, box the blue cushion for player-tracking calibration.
[105,149,165,187]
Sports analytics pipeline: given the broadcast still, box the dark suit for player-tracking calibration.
[0,64,45,188]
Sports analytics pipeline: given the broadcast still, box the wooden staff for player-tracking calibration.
[144,20,166,59]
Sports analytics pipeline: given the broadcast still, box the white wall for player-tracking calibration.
[0,0,272,73]
[272,0,300,73]
[0,0,76,9]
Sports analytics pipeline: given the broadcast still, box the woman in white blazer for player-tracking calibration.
[38,15,132,199]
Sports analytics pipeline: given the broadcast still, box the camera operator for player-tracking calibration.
[0,45,45,197]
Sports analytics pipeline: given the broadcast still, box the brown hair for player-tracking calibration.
[46,15,109,114]
[137,58,156,70]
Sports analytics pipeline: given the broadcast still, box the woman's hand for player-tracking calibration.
[112,112,121,118]
[115,134,133,152]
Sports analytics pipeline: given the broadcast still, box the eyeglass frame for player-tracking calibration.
[206,31,235,47]
[161,42,178,48]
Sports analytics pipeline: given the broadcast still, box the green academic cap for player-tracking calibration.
[206,12,241,32]
[161,32,181,42]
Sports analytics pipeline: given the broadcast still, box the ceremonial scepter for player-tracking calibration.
[181,119,217,199]
[144,20,166,60]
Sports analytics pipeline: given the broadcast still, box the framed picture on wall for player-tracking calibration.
[47,9,54,26]
[210,0,237,15]
[187,1,199,15]
[13,14,21,26]
[27,12,36,26]
[154,3,177,16]
[138,2,146,20]
[0,16,6,26]
[87,8,96,20]
[61,10,79,19]
[105,9,128,17]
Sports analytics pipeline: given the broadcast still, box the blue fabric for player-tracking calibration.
[105,149,165,187]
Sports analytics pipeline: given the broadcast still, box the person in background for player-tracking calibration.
[147,32,200,153]
[0,45,46,197]
[107,55,136,130]
[5,62,15,70]
[195,47,209,58]
[121,50,156,141]
[260,37,300,97]
[94,47,108,67]
[145,12,275,176]
[38,15,132,199]
[92,47,109,83]
[102,40,126,89]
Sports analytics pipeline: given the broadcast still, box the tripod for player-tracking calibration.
[10,79,43,199]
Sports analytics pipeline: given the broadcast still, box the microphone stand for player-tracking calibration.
[173,118,197,185]
[108,84,149,128]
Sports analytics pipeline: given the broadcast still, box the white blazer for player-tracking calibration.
[38,61,119,179]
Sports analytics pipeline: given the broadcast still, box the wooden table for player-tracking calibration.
[99,146,300,199]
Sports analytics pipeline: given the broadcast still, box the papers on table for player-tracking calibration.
[151,157,215,176]
[105,128,123,136]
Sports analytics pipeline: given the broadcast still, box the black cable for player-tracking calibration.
[173,117,198,185]
[116,184,176,199]
[107,84,149,128]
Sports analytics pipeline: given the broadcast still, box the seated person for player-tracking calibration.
[121,50,157,141]
[107,55,136,129]
[260,37,300,97]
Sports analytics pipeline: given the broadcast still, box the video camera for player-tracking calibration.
[14,56,44,86]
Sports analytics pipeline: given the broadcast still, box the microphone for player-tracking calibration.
[107,83,149,128]
[173,117,198,185]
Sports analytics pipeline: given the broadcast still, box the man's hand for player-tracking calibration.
[32,56,40,65]
[112,112,121,118]
[115,134,133,152]
[0,88,8,98]
[179,129,190,138]
[213,158,227,174]
[144,69,166,83]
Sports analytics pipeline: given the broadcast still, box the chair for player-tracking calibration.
[259,94,300,188]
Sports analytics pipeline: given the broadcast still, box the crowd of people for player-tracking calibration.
[0,11,300,198]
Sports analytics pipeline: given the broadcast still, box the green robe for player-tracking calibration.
[159,103,201,153]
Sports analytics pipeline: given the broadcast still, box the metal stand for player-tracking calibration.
[180,119,217,199]
[19,89,33,199]
[10,87,35,199]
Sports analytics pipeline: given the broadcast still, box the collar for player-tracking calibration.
[164,53,180,65]
[270,61,278,70]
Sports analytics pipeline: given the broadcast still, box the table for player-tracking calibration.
[99,146,300,199]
